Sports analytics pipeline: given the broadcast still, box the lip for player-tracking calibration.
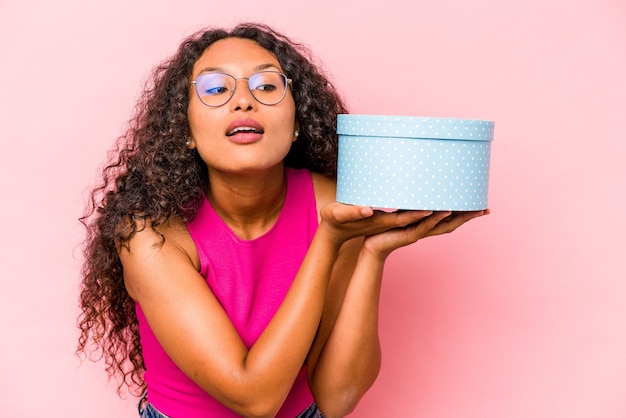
[226,118,264,144]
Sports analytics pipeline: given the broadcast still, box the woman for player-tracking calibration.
[77,22,487,418]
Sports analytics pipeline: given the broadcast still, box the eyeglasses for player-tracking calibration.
[191,70,292,107]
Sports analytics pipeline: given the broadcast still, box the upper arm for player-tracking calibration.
[119,220,253,410]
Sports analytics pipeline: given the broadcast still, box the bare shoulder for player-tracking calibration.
[118,216,200,299]
[117,217,197,262]
[311,173,337,219]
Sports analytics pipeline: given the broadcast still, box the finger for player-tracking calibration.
[418,210,452,228]
[425,209,488,237]
[370,211,452,249]
[323,203,374,224]
[378,211,451,241]
[381,210,434,228]
[401,211,451,237]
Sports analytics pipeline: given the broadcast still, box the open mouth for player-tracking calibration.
[226,127,264,136]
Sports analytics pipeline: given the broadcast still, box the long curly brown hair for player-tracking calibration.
[77,22,348,394]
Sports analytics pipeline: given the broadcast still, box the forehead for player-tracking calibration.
[192,37,282,76]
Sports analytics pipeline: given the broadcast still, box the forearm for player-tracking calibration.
[239,226,343,409]
[248,229,339,357]
[309,249,386,416]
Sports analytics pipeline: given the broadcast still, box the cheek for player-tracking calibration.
[187,105,219,141]
[276,100,298,135]
[187,99,203,124]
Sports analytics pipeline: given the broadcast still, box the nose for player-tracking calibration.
[230,78,255,111]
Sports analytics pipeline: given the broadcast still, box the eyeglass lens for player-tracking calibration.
[194,71,288,107]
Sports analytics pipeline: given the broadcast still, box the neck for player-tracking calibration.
[206,166,288,240]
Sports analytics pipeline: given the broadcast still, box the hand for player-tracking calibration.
[362,209,490,260]
[318,202,435,247]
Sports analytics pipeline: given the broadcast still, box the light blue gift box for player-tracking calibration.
[336,114,494,211]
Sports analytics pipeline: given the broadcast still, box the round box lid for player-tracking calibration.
[337,114,494,141]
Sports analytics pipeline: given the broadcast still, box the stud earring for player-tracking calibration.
[186,139,191,147]
[294,130,299,138]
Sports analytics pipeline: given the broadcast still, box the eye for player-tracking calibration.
[196,73,232,96]
[254,83,278,92]
[204,86,229,96]
[249,72,285,93]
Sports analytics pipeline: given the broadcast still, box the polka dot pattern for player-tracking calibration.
[336,115,494,211]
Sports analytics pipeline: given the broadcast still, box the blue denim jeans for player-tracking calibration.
[138,392,169,418]
[296,402,325,418]
[138,391,324,417]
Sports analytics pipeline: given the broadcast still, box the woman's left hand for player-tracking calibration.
[362,209,490,260]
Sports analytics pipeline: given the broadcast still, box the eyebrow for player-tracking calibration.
[197,63,282,75]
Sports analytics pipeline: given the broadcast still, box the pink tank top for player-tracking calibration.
[136,168,319,417]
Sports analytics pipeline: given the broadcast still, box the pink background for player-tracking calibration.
[1,0,625,417]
